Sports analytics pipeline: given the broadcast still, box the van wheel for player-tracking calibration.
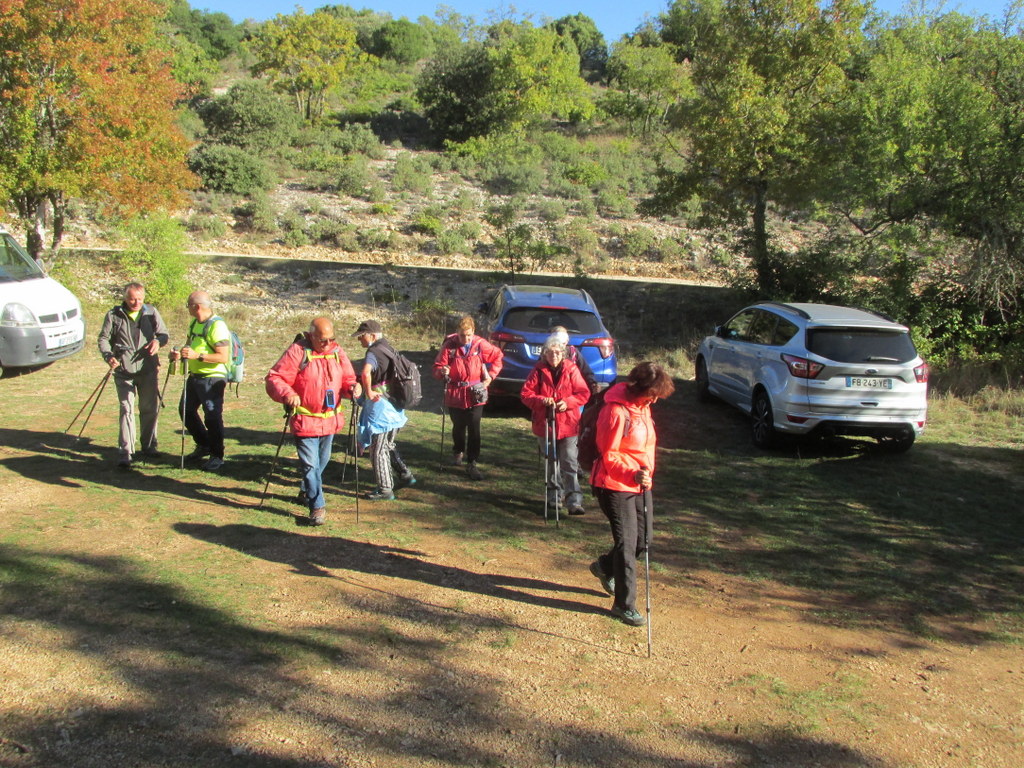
[877,431,915,453]
[695,358,711,402]
[751,391,777,448]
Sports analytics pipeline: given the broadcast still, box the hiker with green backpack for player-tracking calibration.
[170,290,237,472]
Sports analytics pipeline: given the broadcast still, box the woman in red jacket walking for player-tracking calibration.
[520,337,591,515]
[589,361,675,626]
[433,315,503,480]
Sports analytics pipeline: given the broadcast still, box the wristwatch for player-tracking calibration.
[198,353,205,362]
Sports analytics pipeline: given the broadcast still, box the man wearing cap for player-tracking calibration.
[353,319,415,501]
[266,317,357,525]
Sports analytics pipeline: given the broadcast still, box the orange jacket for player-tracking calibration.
[265,336,357,437]
[590,382,657,493]
[520,359,590,438]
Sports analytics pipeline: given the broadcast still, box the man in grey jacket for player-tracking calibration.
[97,283,169,468]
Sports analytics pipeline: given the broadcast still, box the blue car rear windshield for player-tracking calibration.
[807,328,918,364]
[503,307,603,335]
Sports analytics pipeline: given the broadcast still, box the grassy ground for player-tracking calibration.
[1,258,1022,767]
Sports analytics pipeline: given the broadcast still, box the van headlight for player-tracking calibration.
[1,302,39,327]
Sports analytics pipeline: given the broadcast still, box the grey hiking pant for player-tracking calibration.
[114,368,160,460]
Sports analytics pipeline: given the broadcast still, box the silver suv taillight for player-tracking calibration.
[782,353,824,379]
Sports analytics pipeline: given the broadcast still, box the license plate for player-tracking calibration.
[846,376,893,389]
[529,344,542,355]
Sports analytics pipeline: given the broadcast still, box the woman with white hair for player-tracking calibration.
[520,336,591,515]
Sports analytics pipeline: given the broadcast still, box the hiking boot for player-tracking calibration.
[451,452,464,466]
[466,462,483,481]
[309,508,326,526]
[589,560,615,596]
[202,456,224,472]
[117,457,133,470]
[567,504,586,516]
[397,472,417,488]
[611,605,646,627]
[185,446,210,462]
[366,490,395,501]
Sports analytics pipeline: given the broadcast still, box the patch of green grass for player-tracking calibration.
[729,672,873,733]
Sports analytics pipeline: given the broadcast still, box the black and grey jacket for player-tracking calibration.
[97,303,169,375]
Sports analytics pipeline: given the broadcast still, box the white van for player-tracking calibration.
[0,227,85,373]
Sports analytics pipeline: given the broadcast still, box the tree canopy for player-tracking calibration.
[0,0,195,258]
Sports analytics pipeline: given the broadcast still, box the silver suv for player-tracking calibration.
[695,302,928,451]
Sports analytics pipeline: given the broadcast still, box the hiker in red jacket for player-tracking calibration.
[266,317,356,525]
[588,362,675,627]
[433,315,503,480]
[520,337,590,515]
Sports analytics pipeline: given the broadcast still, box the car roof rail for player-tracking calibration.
[759,301,811,319]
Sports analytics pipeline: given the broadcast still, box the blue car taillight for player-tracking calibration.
[490,330,525,351]
[581,336,614,359]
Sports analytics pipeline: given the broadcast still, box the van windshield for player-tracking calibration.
[0,234,45,282]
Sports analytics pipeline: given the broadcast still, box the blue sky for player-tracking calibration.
[191,0,1016,43]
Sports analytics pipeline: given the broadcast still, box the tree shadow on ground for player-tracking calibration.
[0,543,886,768]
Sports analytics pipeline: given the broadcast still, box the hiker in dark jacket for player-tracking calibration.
[520,337,590,515]
[97,283,169,468]
[433,315,503,481]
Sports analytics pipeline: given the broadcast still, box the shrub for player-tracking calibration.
[392,153,434,194]
[412,211,444,235]
[186,213,227,239]
[310,218,356,247]
[596,187,635,218]
[370,202,395,216]
[435,229,469,255]
[619,226,659,260]
[283,228,310,248]
[359,228,396,250]
[451,189,477,216]
[480,159,545,196]
[336,154,372,197]
[188,143,274,195]
[557,219,601,260]
[234,193,278,234]
[116,213,192,307]
[197,80,299,151]
[457,220,482,240]
[335,123,387,159]
[537,199,567,223]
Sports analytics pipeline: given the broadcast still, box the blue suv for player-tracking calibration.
[479,284,617,398]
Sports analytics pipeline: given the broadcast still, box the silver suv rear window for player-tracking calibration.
[806,328,918,364]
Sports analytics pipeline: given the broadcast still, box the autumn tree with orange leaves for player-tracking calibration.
[0,0,196,259]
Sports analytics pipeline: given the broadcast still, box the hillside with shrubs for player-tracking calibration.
[3,0,1024,387]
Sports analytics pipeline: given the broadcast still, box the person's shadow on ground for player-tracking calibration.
[175,522,607,617]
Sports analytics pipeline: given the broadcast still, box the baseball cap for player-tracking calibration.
[353,319,383,336]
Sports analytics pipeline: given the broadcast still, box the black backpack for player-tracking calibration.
[373,341,422,410]
[577,388,629,471]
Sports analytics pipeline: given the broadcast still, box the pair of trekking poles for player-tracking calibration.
[258,397,363,523]
[65,355,173,440]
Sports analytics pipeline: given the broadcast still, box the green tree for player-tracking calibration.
[643,0,866,293]
[550,13,608,82]
[603,37,692,135]
[369,18,435,63]
[417,24,594,144]
[198,80,300,151]
[247,8,364,121]
[0,0,195,259]
[165,0,243,60]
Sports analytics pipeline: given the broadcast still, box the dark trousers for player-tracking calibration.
[449,405,483,463]
[594,486,652,612]
[179,375,226,458]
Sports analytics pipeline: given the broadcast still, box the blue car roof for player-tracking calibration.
[500,284,596,311]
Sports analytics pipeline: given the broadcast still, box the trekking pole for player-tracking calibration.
[641,465,652,658]
[66,368,112,437]
[258,408,292,508]
[543,407,551,524]
[179,369,188,470]
[159,350,177,407]
[340,396,357,484]
[353,398,361,524]
[438,375,449,468]
[551,404,560,529]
